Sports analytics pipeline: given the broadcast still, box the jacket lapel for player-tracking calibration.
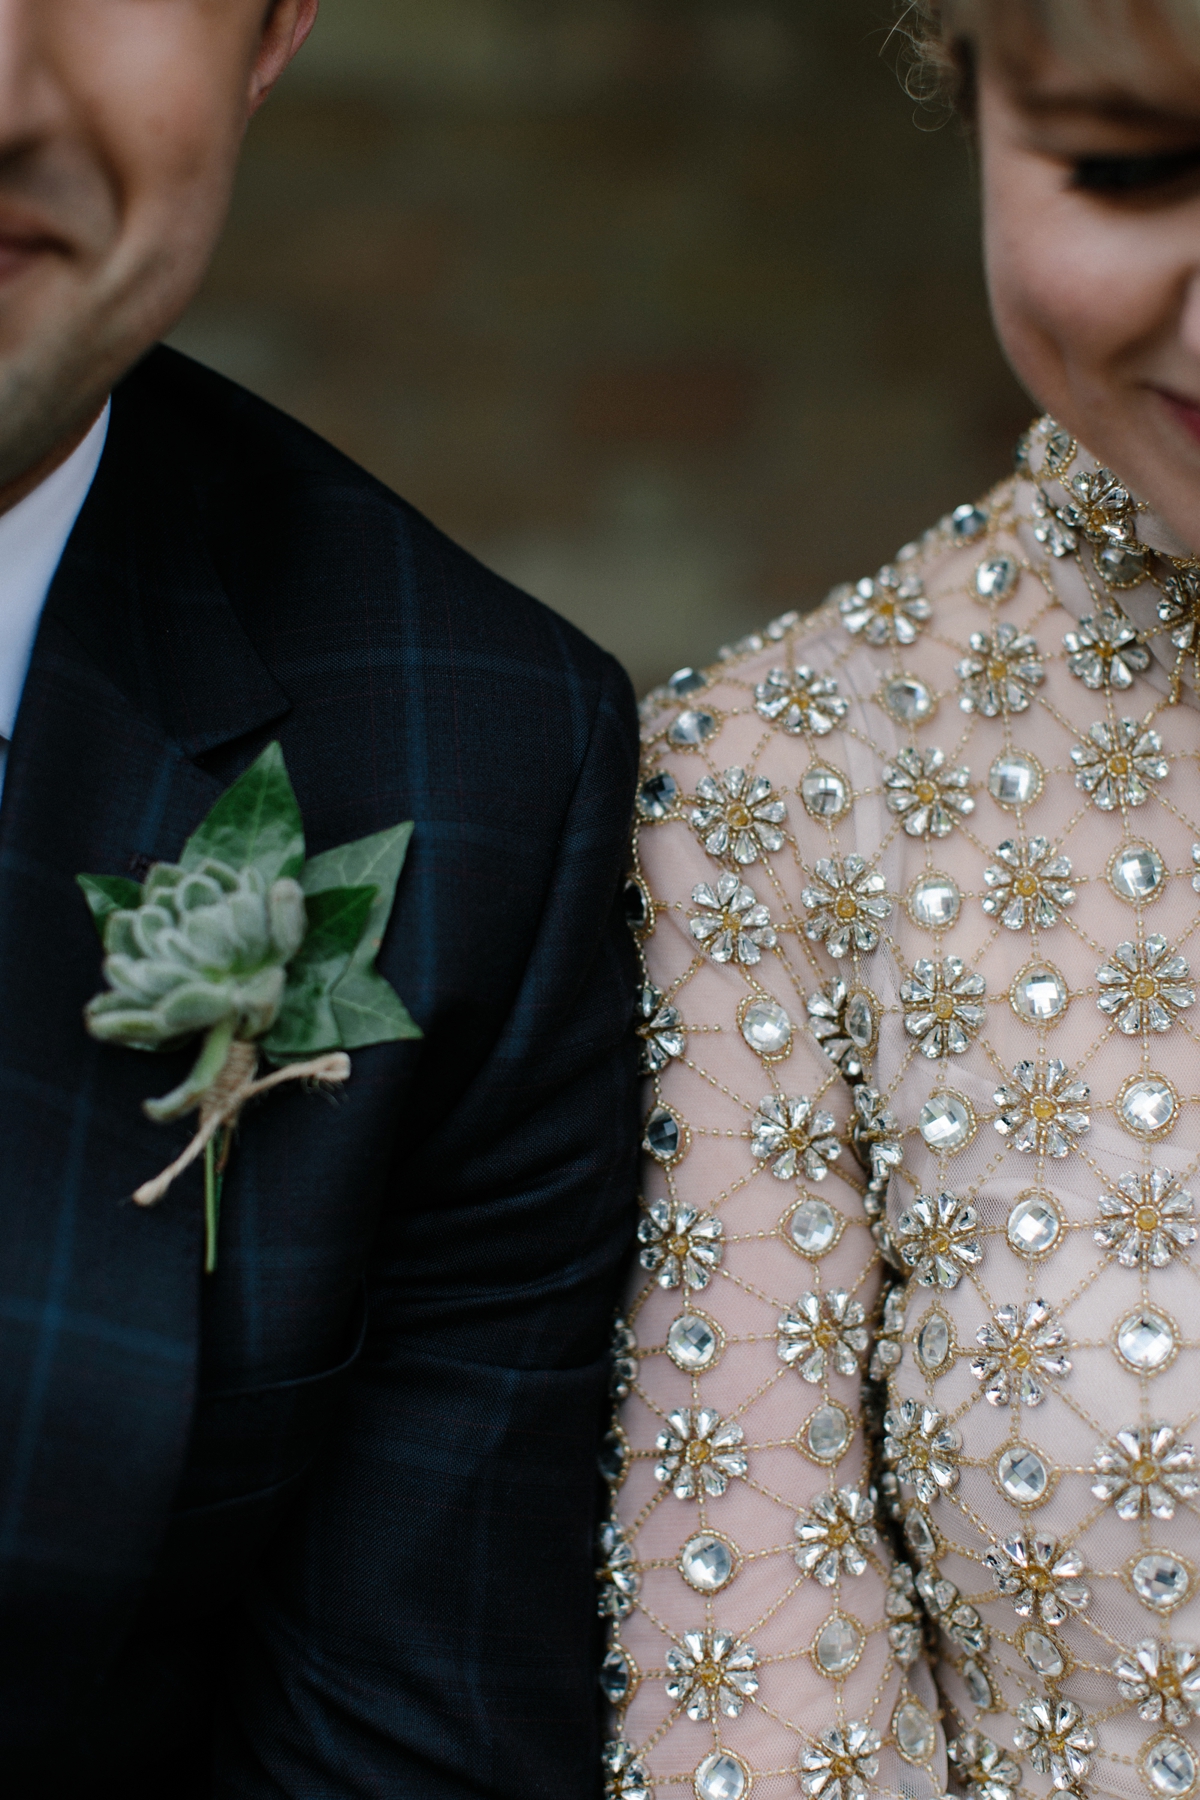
[0,360,290,1743]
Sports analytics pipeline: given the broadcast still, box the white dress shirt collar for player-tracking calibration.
[0,403,110,747]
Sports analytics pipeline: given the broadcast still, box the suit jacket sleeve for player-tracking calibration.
[215,648,641,1799]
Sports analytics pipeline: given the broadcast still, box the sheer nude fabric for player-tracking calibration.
[605,418,1200,1800]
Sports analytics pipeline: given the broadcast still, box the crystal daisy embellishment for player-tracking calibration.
[947,1731,1022,1800]
[895,1190,982,1287]
[690,765,786,865]
[1064,608,1149,689]
[957,623,1044,716]
[654,1408,748,1500]
[664,1628,759,1721]
[993,1058,1090,1158]
[753,664,848,735]
[1071,717,1168,810]
[1092,1424,1200,1520]
[802,856,892,958]
[794,1486,878,1585]
[883,1398,962,1503]
[838,565,931,646]
[1096,936,1195,1034]
[882,746,975,839]
[637,1198,724,1291]
[799,1723,882,1800]
[1114,1639,1200,1725]
[982,837,1075,931]
[983,1533,1090,1626]
[688,873,776,965]
[750,1093,841,1181]
[971,1299,1071,1406]
[901,955,987,1058]
[1095,1170,1197,1269]
[1013,1696,1095,1788]
[1159,566,1200,686]
[777,1288,868,1383]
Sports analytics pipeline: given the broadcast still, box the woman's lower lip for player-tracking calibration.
[1158,388,1200,448]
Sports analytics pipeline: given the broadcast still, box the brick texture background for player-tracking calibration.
[170,0,1032,692]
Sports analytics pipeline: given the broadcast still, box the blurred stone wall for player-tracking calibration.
[169,0,1031,693]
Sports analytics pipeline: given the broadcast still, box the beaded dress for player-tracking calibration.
[604,417,1200,1800]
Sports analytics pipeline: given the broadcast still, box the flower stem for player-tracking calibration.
[204,1135,224,1274]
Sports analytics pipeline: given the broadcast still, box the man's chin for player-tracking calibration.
[0,313,132,492]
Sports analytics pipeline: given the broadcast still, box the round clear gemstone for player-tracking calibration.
[740,999,792,1057]
[917,1312,951,1373]
[1146,1739,1198,1797]
[1011,961,1069,1024]
[695,1754,749,1800]
[624,877,651,931]
[952,502,989,541]
[1097,542,1149,588]
[845,990,876,1048]
[1110,842,1166,903]
[989,750,1043,809]
[907,873,961,930]
[814,1614,861,1674]
[669,707,717,748]
[976,553,1019,600]
[894,1699,936,1762]
[637,771,679,820]
[807,1403,853,1462]
[1022,1630,1065,1678]
[679,1532,736,1593]
[997,1444,1049,1504]
[600,1646,634,1704]
[1132,1552,1192,1612]
[599,1429,628,1483]
[667,1313,720,1372]
[790,1197,839,1257]
[1120,1076,1178,1139]
[1117,1308,1178,1373]
[882,674,936,724]
[801,766,850,820]
[964,1661,994,1709]
[668,666,708,699]
[1007,1193,1062,1257]
[919,1091,974,1152]
[644,1107,682,1163]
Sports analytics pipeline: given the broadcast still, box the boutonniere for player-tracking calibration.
[78,743,421,1270]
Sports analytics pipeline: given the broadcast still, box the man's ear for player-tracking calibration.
[248,0,319,116]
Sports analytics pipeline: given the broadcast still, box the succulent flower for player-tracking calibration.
[983,1533,1090,1626]
[837,566,931,647]
[635,982,685,1074]
[664,1628,759,1721]
[1095,1170,1197,1269]
[603,1742,651,1800]
[802,856,892,958]
[895,1191,982,1288]
[799,1723,882,1800]
[1013,1696,1095,1788]
[754,665,848,735]
[993,1059,1090,1159]
[794,1486,878,1585]
[690,765,787,864]
[655,1408,747,1500]
[778,1288,868,1383]
[689,873,777,965]
[882,746,975,839]
[972,1299,1071,1407]
[958,624,1044,716]
[750,1093,841,1181]
[1071,717,1168,810]
[901,956,987,1059]
[596,1520,640,1618]
[948,1731,1022,1800]
[1114,1639,1200,1726]
[883,1399,962,1504]
[982,838,1076,931]
[1096,937,1195,1034]
[1092,1424,1200,1520]
[1064,609,1149,689]
[85,858,306,1056]
[638,1198,724,1291]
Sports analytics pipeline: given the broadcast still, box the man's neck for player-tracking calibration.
[0,410,107,522]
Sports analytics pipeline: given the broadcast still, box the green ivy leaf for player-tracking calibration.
[77,873,143,938]
[181,742,305,885]
[302,821,422,1048]
[261,884,377,1060]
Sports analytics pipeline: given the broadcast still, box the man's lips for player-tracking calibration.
[1155,386,1200,448]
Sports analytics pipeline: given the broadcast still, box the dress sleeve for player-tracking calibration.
[603,634,945,1800]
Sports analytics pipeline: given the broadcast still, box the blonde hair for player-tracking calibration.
[901,0,1200,106]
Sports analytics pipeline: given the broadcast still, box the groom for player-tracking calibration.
[0,3,639,1795]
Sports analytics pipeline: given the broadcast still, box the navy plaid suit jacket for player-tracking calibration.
[0,347,640,1797]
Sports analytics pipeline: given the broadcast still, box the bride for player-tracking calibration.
[603,4,1200,1799]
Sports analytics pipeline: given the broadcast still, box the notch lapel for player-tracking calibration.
[0,362,290,1743]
